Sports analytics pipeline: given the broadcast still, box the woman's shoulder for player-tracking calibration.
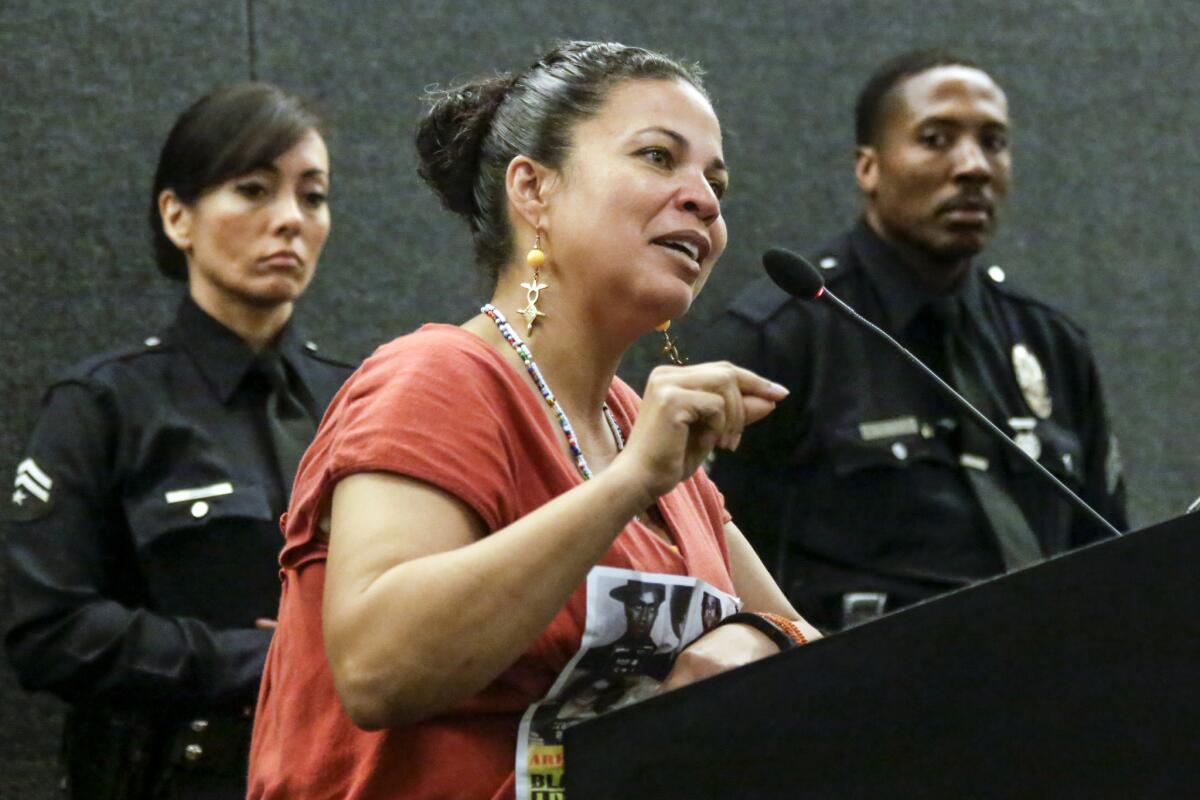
[363,323,500,370]
[338,323,520,419]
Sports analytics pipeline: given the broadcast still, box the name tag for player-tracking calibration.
[858,416,919,441]
[960,453,990,472]
[164,482,234,504]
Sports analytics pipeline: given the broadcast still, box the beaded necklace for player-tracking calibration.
[481,303,625,481]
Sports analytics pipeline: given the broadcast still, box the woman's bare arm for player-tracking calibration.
[323,363,787,729]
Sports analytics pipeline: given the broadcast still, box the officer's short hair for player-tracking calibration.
[854,49,989,147]
[149,83,324,281]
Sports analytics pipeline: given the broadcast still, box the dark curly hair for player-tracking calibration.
[415,40,707,280]
[149,83,324,280]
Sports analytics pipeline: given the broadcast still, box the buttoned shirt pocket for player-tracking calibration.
[825,423,958,477]
[125,483,274,552]
[803,422,981,588]
[124,483,278,625]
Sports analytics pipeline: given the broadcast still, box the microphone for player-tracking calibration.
[763,248,827,300]
[762,247,1122,539]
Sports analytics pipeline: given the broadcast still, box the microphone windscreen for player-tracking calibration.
[762,248,825,299]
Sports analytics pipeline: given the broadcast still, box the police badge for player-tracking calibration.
[1011,343,1052,419]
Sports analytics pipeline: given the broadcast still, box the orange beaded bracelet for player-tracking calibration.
[757,612,809,646]
[715,612,808,651]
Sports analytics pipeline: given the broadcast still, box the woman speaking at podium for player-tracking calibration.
[248,40,819,799]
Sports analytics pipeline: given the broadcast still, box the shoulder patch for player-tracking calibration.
[8,458,55,522]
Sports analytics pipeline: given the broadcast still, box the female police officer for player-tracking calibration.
[4,83,353,799]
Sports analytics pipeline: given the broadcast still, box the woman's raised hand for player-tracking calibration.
[616,362,788,500]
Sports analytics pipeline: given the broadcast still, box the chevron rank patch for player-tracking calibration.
[9,458,55,521]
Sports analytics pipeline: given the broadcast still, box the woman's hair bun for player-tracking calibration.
[415,73,516,222]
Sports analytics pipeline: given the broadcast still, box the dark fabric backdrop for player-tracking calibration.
[3,1,1197,793]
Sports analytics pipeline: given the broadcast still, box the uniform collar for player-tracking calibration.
[850,219,987,334]
[168,295,309,404]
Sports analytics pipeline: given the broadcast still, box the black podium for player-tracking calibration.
[565,513,1200,799]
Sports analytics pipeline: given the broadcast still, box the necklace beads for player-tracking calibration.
[481,304,623,481]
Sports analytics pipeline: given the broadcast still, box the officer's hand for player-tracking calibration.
[659,623,780,692]
[616,362,787,500]
[256,618,278,630]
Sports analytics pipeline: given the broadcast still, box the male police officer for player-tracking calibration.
[699,50,1127,631]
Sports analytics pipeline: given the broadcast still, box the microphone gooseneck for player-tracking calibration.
[761,247,1122,539]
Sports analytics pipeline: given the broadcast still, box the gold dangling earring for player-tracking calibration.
[657,320,686,365]
[518,233,548,333]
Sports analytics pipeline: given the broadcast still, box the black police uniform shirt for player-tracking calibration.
[4,296,354,711]
[695,221,1128,631]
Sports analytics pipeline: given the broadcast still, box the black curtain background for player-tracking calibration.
[3,1,1198,792]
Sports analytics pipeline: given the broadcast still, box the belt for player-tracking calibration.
[166,705,255,777]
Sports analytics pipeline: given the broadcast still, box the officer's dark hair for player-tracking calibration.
[150,82,324,281]
[855,49,987,146]
[415,40,707,281]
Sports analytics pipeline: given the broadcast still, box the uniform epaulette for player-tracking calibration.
[297,338,359,370]
[806,245,857,288]
[52,335,173,385]
[727,276,794,325]
[727,233,858,325]
[978,263,1089,338]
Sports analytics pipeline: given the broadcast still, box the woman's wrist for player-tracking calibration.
[715,612,809,652]
[597,457,660,518]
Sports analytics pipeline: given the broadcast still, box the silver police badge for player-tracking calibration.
[1011,344,1052,419]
